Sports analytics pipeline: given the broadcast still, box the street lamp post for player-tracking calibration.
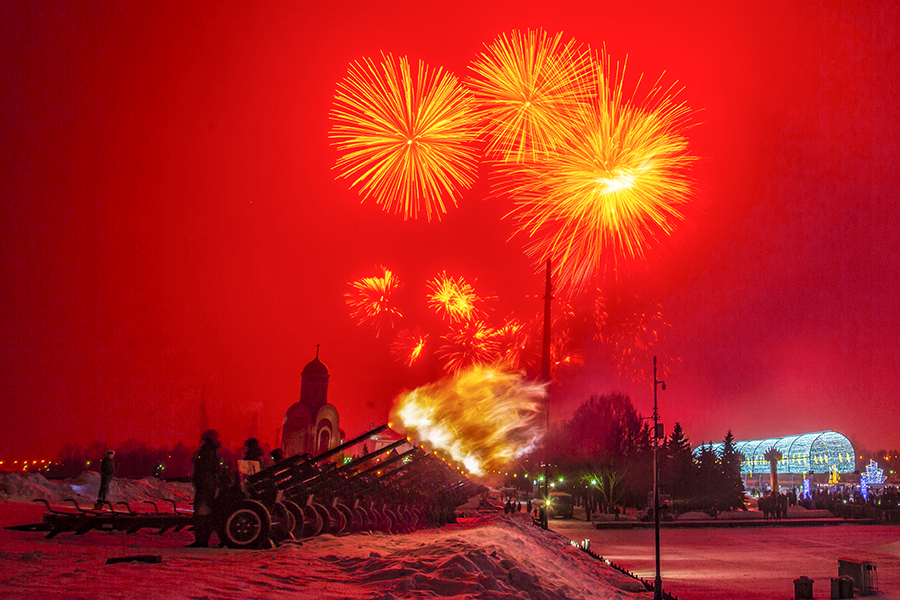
[540,258,553,530]
[652,356,666,600]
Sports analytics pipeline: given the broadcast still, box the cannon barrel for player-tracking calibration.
[309,423,389,464]
[270,437,411,499]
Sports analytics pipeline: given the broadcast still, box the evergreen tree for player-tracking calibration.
[666,422,693,500]
[695,442,719,499]
[719,430,745,511]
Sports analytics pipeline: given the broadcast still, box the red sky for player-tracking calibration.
[2,1,899,461]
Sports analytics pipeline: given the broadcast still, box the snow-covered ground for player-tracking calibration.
[0,473,648,599]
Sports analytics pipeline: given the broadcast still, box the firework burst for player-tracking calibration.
[436,320,499,374]
[426,271,486,322]
[498,49,696,296]
[388,363,547,475]
[468,29,593,163]
[391,327,429,367]
[594,292,676,381]
[330,53,481,221]
[345,266,403,336]
[493,318,531,371]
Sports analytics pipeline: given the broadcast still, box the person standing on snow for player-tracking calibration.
[95,450,115,508]
[188,429,222,548]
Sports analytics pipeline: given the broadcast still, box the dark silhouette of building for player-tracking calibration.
[281,346,341,458]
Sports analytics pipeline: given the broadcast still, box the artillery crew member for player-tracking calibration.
[188,429,222,548]
[95,451,115,508]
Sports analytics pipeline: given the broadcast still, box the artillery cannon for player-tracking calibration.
[8,425,486,549]
[215,425,485,548]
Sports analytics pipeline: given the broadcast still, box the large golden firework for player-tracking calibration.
[426,271,485,322]
[345,266,403,336]
[391,327,429,367]
[468,29,593,163]
[436,320,499,374]
[389,364,547,475]
[330,53,481,221]
[499,50,696,295]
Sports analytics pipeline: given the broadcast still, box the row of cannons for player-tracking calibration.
[10,425,485,549]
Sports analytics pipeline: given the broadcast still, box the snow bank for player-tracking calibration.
[323,513,649,600]
[0,471,193,505]
[0,472,649,599]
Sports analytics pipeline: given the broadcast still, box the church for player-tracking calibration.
[281,346,343,458]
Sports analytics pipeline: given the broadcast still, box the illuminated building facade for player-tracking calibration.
[695,430,856,476]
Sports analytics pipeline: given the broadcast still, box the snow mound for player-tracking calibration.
[0,472,650,599]
[322,514,648,599]
[676,511,712,520]
[0,472,193,506]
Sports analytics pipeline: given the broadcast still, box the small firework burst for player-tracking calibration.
[345,266,403,336]
[468,29,593,162]
[426,271,485,322]
[550,328,585,381]
[391,327,430,367]
[330,53,481,221]
[437,320,499,374]
[494,318,531,370]
[499,49,696,296]
[594,292,676,381]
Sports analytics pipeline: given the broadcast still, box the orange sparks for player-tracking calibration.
[391,327,429,367]
[498,49,696,296]
[345,266,403,336]
[468,29,593,163]
[388,364,547,475]
[330,53,481,221]
[436,320,498,374]
[594,293,675,381]
[426,271,485,322]
[493,318,531,371]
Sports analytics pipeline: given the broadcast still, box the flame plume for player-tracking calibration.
[330,53,481,221]
[389,364,547,475]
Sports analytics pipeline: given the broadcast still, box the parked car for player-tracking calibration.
[638,493,673,521]
[547,492,574,519]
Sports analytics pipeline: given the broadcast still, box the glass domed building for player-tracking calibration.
[695,430,856,477]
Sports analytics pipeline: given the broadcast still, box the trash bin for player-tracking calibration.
[840,576,854,598]
[832,577,841,599]
[794,576,814,600]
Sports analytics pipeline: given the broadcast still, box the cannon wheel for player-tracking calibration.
[270,502,295,543]
[300,503,323,539]
[282,500,305,537]
[221,500,271,549]
[376,507,393,532]
[350,505,367,533]
[331,504,351,536]
[313,503,332,534]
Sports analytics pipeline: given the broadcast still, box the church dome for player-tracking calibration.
[302,347,329,376]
